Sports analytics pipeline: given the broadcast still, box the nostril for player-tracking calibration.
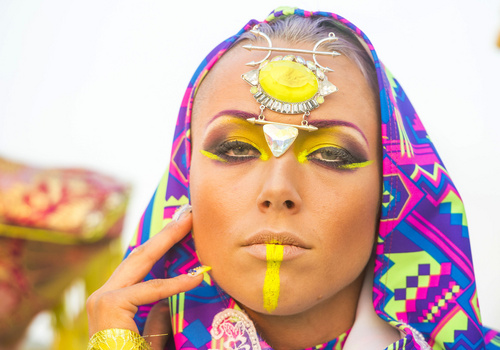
[285,200,295,209]
[264,200,271,208]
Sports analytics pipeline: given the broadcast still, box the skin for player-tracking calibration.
[189,41,381,349]
[87,40,382,350]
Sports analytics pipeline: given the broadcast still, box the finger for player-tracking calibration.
[103,212,192,290]
[117,273,204,308]
[143,300,171,350]
[87,273,204,336]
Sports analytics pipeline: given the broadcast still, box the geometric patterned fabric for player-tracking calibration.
[125,7,500,350]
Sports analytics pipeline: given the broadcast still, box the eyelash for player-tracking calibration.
[208,140,365,169]
[306,146,365,169]
[212,140,261,163]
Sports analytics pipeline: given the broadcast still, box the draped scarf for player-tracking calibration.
[126,7,500,350]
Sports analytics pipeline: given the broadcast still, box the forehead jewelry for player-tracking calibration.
[241,25,340,157]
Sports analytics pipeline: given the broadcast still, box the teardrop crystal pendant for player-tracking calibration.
[263,124,299,157]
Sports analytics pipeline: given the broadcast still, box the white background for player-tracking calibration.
[1,0,499,336]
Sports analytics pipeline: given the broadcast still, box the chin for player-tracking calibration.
[225,279,323,317]
[236,291,333,319]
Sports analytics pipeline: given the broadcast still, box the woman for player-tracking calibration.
[87,7,500,350]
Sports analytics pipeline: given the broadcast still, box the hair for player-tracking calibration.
[232,15,379,97]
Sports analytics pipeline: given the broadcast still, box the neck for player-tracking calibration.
[241,272,365,350]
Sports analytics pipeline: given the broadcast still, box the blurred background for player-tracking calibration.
[1,0,499,348]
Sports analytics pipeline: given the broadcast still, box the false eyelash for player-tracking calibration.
[307,146,365,169]
[212,140,261,163]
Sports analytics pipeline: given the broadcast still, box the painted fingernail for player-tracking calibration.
[172,204,192,221]
[186,265,211,277]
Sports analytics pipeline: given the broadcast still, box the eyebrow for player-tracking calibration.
[309,120,368,145]
[208,109,368,145]
[208,110,258,125]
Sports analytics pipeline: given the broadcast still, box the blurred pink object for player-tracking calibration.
[0,156,129,349]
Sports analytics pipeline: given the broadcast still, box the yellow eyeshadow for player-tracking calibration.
[257,145,270,161]
[295,143,332,164]
[228,130,270,161]
[297,149,309,164]
[204,117,270,161]
[295,143,374,169]
[200,150,227,163]
[263,244,284,313]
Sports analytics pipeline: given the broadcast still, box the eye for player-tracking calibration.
[307,146,365,169]
[213,140,261,162]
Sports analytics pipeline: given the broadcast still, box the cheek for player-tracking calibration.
[189,156,267,302]
[189,154,256,264]
[309,166,380,265]
[190,159,224,264]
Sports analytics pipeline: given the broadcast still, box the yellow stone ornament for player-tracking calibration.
[259,60,318,103]
[241,27,340,118]
[241,26,341,156]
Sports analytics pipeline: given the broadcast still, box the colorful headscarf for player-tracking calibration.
[126,7,500,350]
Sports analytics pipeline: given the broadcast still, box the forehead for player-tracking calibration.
[192,40,379,145]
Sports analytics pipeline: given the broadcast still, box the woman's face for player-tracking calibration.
[190,40,381,317]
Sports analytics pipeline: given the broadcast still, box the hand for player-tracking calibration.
[86,210,204,347]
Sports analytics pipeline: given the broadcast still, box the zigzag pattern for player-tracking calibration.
[125,7,497,350]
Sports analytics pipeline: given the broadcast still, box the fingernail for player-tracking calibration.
[186,265,211,277]
[172,204,192,221]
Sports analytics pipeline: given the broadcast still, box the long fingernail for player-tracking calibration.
[172,204,192,221]
[186,265,211,277]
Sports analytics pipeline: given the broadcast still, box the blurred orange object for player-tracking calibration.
[0,157,129,349]
[0,157,128,244]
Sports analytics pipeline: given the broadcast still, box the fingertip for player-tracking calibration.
[162,208,193,236]
[178,271,205,283]
[186,265,211,277]
[172,204,192,222]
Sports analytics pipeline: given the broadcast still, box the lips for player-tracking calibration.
[242,231,310,261]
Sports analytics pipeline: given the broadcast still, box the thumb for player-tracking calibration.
[143,299,172,350]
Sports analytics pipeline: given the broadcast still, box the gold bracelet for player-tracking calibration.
[87,328,153,350]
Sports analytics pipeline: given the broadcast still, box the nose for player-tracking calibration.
[256,152,302,214]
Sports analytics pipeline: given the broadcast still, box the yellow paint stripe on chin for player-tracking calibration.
[263,244,284,313]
